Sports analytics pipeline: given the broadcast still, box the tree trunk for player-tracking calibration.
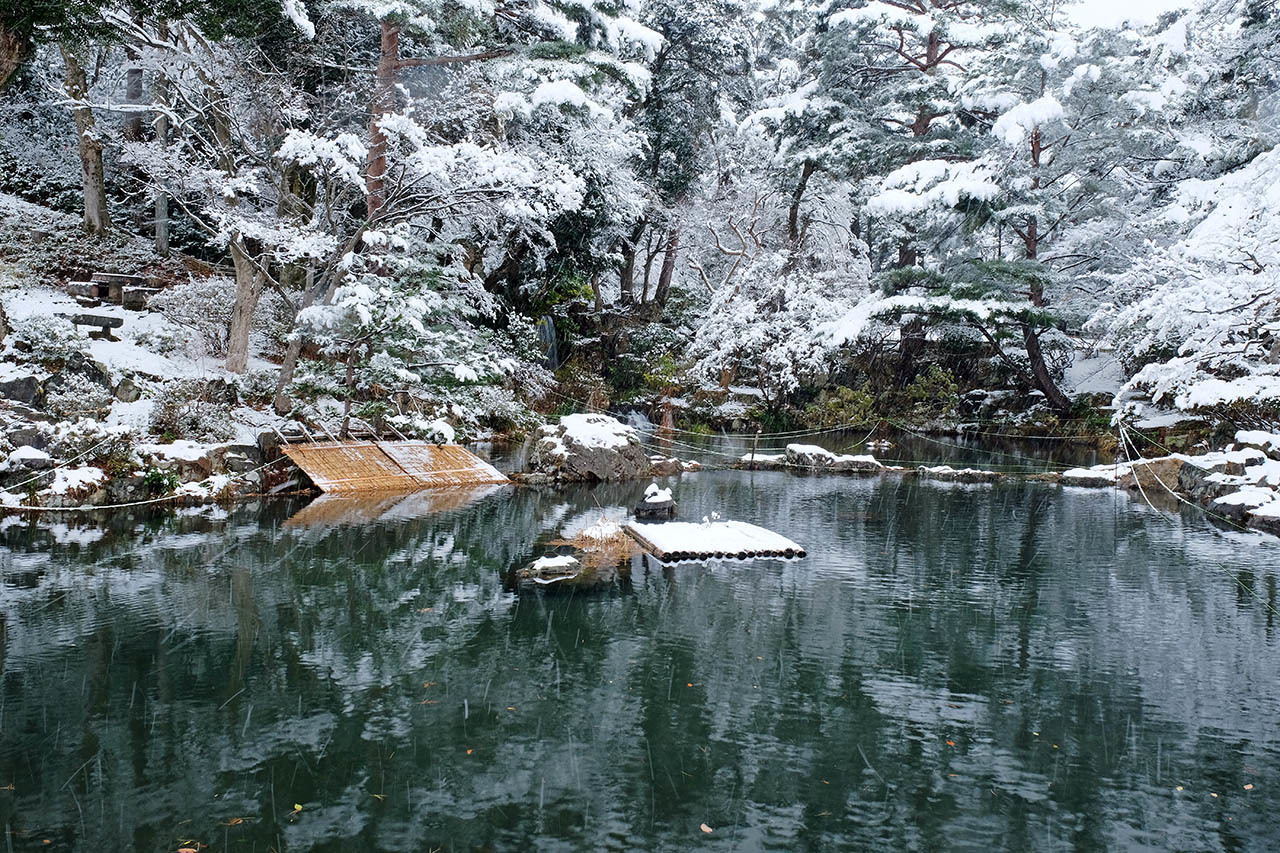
[227,235,269,374]
[1023,322,1072,412]
[274,266,345,413]
[123,48,143,141]
[653,224,681,308]
[1019,211,1071,412]
[0,23,31,91]
[340,346,358,437]
[787,159,816,244]
[366,20,399,221]
[60,45,111,236]
[153,22,170,255]
[618,221,645,307]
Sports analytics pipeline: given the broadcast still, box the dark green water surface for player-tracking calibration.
[1,471,1278,851]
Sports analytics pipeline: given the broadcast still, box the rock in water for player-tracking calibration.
[635,482,676,519]
[527,414,653,481]
[784,443,883,472]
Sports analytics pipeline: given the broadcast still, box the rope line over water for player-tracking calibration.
[1117,423,1280,622]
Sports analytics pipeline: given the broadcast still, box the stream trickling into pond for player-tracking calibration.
[1,470,1278,851]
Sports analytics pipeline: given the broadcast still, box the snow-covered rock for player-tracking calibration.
[785,444,883,473]
[635,482,676,520]
[527,414,652,481]
[918,465,1004,483]
[6,444,52,471]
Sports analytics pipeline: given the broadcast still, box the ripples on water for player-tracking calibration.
[1,471,1278,852]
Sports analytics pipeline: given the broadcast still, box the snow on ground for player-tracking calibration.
[45,466,106,494]
[2,282,223,379]
[138,439,215,461]
[1063,350,1124,396]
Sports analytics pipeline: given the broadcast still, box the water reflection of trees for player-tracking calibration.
[0,474,1277,851]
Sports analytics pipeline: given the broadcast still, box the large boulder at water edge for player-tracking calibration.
[785,443,884,473]
[528,414,652,481]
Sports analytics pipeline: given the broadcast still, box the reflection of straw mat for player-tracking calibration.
[284,484,510,527]
[282,441,508,493]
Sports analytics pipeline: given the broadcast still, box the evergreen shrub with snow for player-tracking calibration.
[149,380,235,442]
[10,315,83,366]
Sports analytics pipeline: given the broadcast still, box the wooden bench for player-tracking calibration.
[65,313,124,341]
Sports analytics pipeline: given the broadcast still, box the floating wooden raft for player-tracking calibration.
[282,441,508,494]
[625,520,806,563]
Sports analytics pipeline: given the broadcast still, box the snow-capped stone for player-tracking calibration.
[785,444,883,472]
[527,414,651,481]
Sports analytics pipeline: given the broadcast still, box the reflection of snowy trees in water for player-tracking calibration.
[1,477,1279,850]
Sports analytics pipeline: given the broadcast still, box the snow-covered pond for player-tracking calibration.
[1,471,1278,851]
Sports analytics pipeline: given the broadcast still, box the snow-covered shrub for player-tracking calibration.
[554,361,611,414]
[46,374,114,421]
[130,326,187,357]
[235,368,280,405]
[148,380,235,441]
[9,314,83,365]
[802,387,875,428]
[45,420,140,474]
[147,277,234,357]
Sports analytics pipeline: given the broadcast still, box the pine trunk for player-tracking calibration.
[366,21,399,221]
[61,45,111,236]
[1020,213,1071,413]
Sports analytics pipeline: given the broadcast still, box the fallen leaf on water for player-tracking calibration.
[1211,793,1219,798]
[221,817,245,826]
[423,682,437,688]
[466,749,474,755]
[946,741,955,747]
[1244,784,1254,791]
[700,824,713,834]
[687,683,693,687]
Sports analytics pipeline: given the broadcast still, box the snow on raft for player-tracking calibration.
[625,520,805,562]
